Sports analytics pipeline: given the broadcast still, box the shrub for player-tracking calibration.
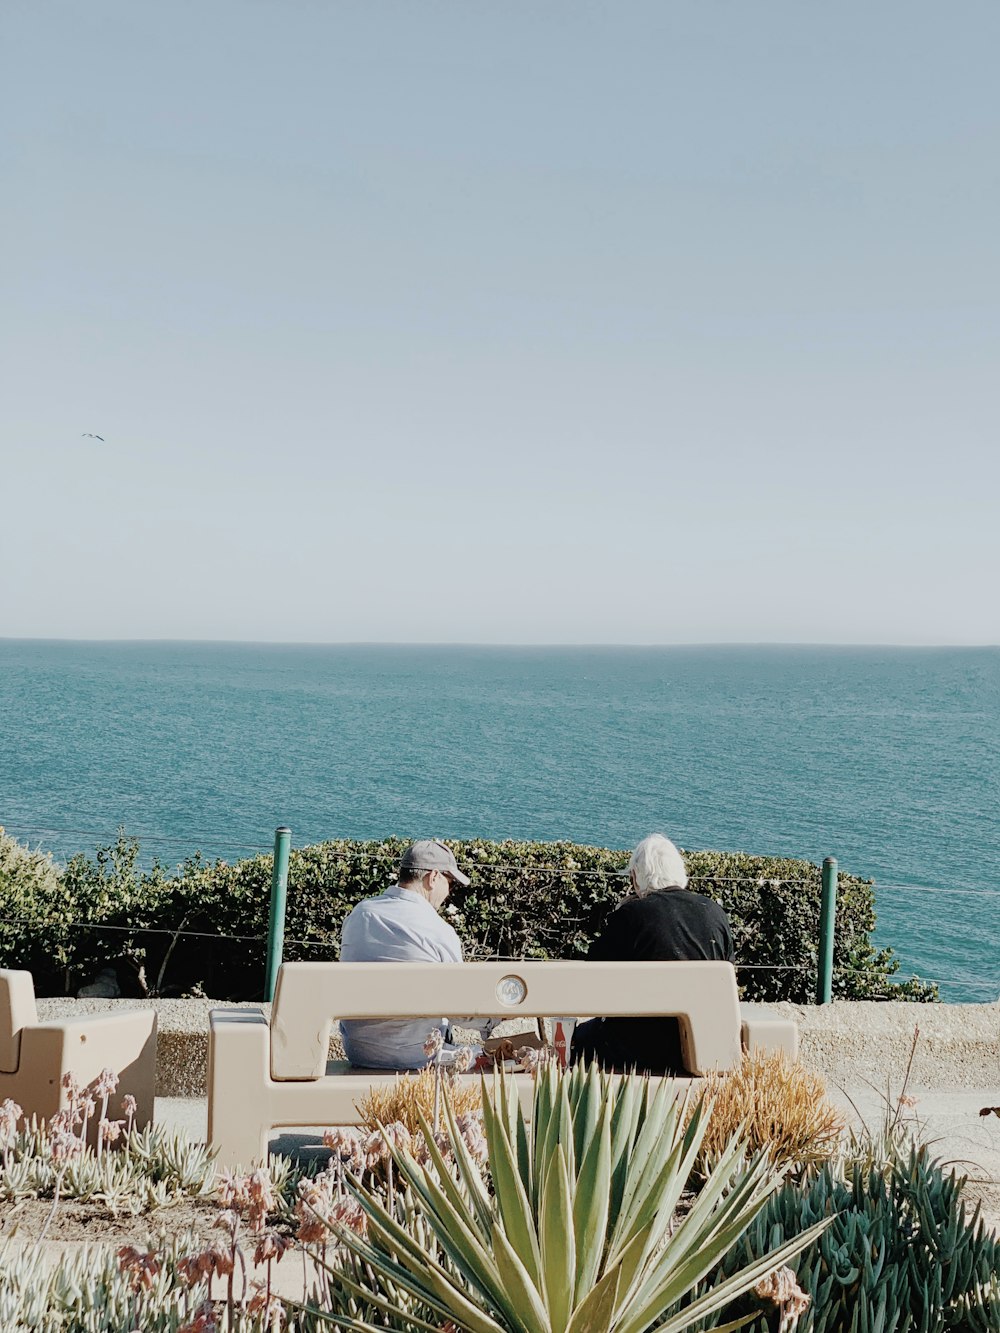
[0,830,937,1002]
[0,827,176,997]
[0,827,70,986]
[697,1051,845,1175]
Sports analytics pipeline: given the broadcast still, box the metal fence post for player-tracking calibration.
[265,826,291,1002]
[816,856,838,1004]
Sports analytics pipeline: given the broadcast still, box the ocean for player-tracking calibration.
[1,640,997,1002]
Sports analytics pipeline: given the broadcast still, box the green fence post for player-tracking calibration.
[265,827,291,1002]
[816,856,838,1005]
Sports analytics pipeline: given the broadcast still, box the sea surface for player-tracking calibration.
[1,640,997,1002]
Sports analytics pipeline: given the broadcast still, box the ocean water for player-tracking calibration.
[1,640,997,1002]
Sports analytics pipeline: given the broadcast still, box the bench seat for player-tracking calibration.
[0,969,156,1135]
[208,959,796,1167]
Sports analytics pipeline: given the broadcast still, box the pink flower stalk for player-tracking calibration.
[99,1118,125,1146]
[414,1128,455,1167]
[382,1120,413,1154]
[456,1111,489,1164]
[79,1097,96,1141]
[175,1254,206,1286]
[200,1243,235,1280]
[322,1126,363,1159]
[253,1231,292,1266]
[48,1127,83,1164]
[247,1280,287,1324]
[89,1068,119,1161]
[328,1194,367,1236]
[213,1209,241,1236]
[217,1168,255,1213]
[93,1068,120,1097]
[0,1099,22,1163]
[295,1177,333,1245]
[363,1129,390,1170]
[216,1166,277,1229]
[0,1098,22,1125]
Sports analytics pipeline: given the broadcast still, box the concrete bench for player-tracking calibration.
[0,969,156,1132]
[207,959,797,1167]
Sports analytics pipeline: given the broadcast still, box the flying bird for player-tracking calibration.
[81,433,105,441]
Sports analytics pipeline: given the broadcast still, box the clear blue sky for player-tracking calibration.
[2,2,997,643]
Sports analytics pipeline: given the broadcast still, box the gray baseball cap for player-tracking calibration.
[399,839,471,887]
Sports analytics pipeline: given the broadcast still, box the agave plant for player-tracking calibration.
[307,1063,829,1333]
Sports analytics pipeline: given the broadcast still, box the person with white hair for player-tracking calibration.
[570,833,734,1075]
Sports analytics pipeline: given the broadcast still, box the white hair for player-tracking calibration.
[628,834,688,896]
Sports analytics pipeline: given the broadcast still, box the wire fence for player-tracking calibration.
[0,913,990,994]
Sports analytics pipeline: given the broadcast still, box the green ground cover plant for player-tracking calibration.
[0,828,936,1002]
[695,1143,1000,1332]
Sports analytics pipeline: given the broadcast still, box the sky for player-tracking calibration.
[1,1,997,645]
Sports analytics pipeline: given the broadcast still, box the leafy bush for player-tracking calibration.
[697,1052,845,1176]
[695,1142,1000,1332]
[0,828,71,987]
[0,827,174,996]
[0,829,936,1002]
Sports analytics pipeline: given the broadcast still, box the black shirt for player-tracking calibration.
[590,888,733,966]
[582,888,734,1075]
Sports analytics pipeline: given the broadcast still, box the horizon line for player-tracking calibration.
[1,636,998,650]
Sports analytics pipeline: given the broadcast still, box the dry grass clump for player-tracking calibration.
[698,1050,845,1173]
[356,1067,483,1135]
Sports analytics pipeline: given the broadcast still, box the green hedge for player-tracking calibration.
[0,828,936,1002]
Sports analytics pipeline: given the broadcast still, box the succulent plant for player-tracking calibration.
[1,1119,215,1214]
[0,1233,336,1332]
[0,1234,207,1332]
[693,1140,1000,1332]
[307,1063,829,1333]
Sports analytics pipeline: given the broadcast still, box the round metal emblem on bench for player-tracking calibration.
[496,974,527,1007]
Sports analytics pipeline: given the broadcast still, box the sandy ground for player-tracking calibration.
[0,1194,218,1247]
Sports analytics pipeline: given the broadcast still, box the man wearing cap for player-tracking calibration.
[338,839,495,1070]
